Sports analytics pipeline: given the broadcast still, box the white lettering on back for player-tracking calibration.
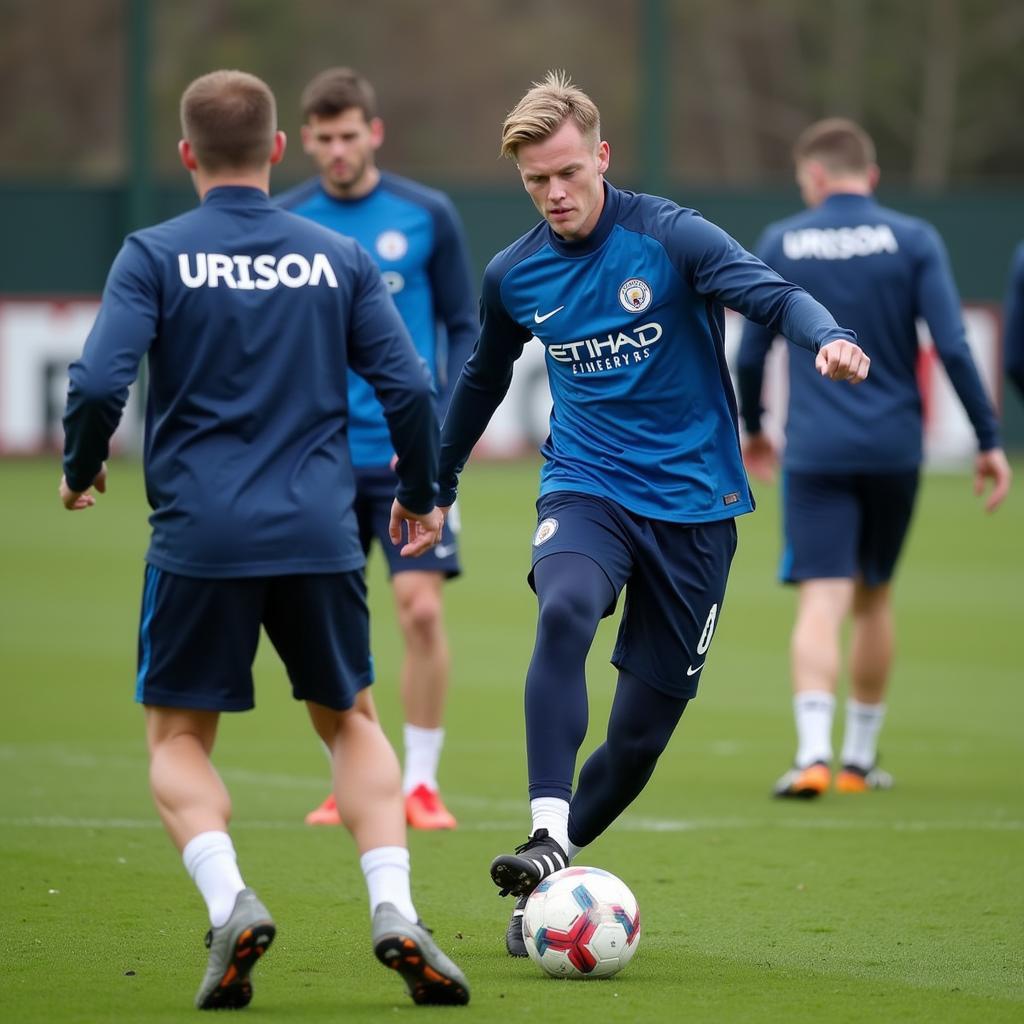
[176,253,340,290]
[782,225,899,261]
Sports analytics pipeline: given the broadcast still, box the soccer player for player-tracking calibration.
[278,68,477,831]
[1004,240,1024,401]
[736,118,1011,800]
[435,71,869,957]
[59,70,469,1009]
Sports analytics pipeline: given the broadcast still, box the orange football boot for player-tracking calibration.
[773,761,831,798]
[835,764,893,793]
[405,784,457,830]
[304,793,341,826]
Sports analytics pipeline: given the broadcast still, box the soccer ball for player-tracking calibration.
[522,866,641,979]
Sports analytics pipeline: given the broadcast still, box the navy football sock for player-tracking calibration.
[568,669,688,848]
[525,553,615,801]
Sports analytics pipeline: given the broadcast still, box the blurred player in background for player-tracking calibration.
[60,70,468,1008]
[436,71,870,957]
[737,118,1011,800]
[1004,241,1024,401]
[279,68,477,831]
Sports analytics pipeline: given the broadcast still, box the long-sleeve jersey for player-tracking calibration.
[277,172,477,467]
[438,181,857,523]
[737,193,1000,472]
[1004,241,1024,402]
[63,185,438,579]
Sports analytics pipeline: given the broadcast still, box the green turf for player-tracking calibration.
[1,456,1022,1022]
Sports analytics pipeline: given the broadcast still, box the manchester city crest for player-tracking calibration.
[618,278,652,313]
[376,230,409,261]
[533,517,559,546]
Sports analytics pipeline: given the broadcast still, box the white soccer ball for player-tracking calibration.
[522,866,641,979]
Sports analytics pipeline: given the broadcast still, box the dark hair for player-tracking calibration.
[180,70,276,172]
[793,118,876,175]
[301,67,377,123]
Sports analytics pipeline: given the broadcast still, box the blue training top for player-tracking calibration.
[1004,240,1024,402]
[277,172,477,467]
[737,193,1000,472]
[63,185,439,579]
[438,181,857,524]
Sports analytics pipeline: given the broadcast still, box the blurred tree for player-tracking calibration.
[1,0,1022,186]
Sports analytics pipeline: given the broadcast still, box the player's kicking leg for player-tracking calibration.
[492,538,618,954]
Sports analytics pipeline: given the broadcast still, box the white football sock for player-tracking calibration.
[182,830,246,928]
[840,699,886,771]
[403,724,444,794]
[794,690,836,768]
[530,797,570,854]
[361,845,417,922]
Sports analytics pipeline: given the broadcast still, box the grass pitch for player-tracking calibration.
[1,456,1022,1022]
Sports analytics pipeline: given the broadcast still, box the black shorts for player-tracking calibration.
[134,567,373,712]
[354,466,461,578]
[528,491,738,699]
[780,469,920,586]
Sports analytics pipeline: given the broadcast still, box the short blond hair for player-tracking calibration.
[180,70,276,172]
[500,70,600,159]
[794,118,876,176]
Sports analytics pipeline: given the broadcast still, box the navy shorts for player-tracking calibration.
[354,466,461,578]
[135,567,373,712]
[529,491,738,699]
[780,469,920,586]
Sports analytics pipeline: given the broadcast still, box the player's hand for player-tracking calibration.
[742,433,778,484]
[974,447,1011,513]
[815,339,870,383]
[59,463,107,511]
[389,500,444,557]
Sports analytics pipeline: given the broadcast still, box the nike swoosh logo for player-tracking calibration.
[534,305,565,324]
[434,544,457,559]
[686,662,705,676]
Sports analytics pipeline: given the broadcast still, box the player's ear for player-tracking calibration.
[597,140,610,174]
[867,163,880,190]
[369,116,385,152]
[270,130,287,166]
[178,139,198,172]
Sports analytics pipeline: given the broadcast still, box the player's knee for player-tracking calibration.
[536,589,600,642]
[398,591,443,644]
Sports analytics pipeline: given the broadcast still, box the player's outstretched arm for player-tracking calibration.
[58,463,108,511]
[389,501,445,557]
[814,339,870,383]
[974,448,1012,513]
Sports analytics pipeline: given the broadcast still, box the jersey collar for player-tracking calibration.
[316,174,385,207]
[201,185,272,207]
[822,192,877,209]
[546,180,620,258]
